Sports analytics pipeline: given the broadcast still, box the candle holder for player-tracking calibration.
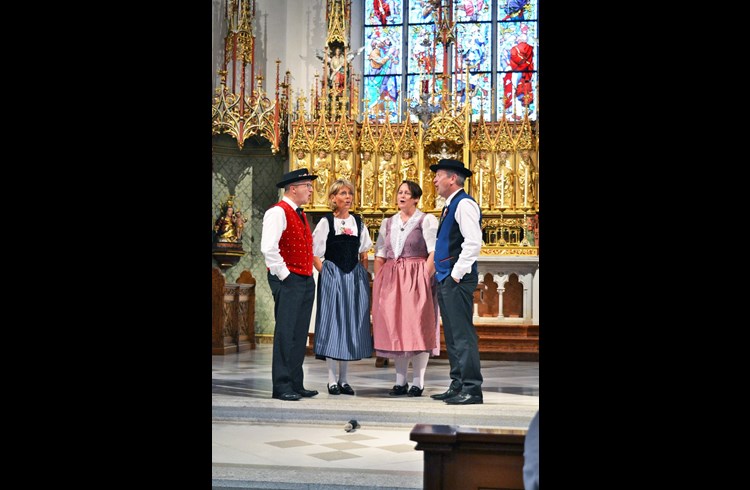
[497,213,506,246]
[520,214,530,246]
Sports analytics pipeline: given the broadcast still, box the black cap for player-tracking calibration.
[429,158,472,177]
[276,168,318,188]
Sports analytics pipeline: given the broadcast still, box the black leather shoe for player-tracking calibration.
[327,383,341,395]
[339,383,355,395]
[444,393,483,405]
[272,392,302,401]
[389,383,409,396]
[407,385,424,397]
[296,388,319,397]
[430,387,461,400]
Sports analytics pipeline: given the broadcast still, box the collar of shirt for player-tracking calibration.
[444,188,463,206]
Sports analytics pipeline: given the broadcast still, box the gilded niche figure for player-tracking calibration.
[495,150,515,210]
[214,200,244,243]
[378,151,396,207]
[313,149,331,207]
[524,214,538,247]
[234,210,248,240]
[361,150,376,209]
[328,46,346,94]
[473,149,492,209]
[421,168,436,211]
[294,149,308,171]
[399,149,417,182]
[336,149,353,182]
[517,149,537,209]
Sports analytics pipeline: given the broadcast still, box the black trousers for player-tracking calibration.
[268,271,315,395]
[436,270,483,396]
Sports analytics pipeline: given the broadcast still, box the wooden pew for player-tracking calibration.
[410,424,526,490]
[212,267,256,354]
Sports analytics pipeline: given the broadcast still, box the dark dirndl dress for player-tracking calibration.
[313,214,373,361]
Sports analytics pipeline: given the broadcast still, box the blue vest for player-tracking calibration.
[434,190,480,282]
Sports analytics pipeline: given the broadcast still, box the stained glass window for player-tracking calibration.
[362,0,538,122]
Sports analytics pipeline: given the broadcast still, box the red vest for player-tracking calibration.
[275,201,313,276]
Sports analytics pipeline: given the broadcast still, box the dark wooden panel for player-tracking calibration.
[410,424,526,490]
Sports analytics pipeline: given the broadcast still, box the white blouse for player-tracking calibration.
[312,214,373,259]
[374,209,438,259]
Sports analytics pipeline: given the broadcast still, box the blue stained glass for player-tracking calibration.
[360,0,538,122]
[407,24,444,74]
[406,75,444,107]
[498,0,536,21]
[364,75,402,122]
[408,0,438,24]
[453,73,491,121]
[456,23,491,72]
[454,0,491,22]
[364,27,403,76]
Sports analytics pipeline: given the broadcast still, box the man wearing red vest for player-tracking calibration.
[261,168,319,401]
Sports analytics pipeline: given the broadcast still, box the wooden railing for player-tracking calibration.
[212,268,256,355]
[410,424,526,490]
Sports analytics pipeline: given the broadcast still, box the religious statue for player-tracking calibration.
[336,149,353,182]
[399,149,417,182]
[212,196,246,270]
[214,204,238,242]
[313,149,331,207]
[517,149,537,210]
[328,46,346,94]
[473,149,492,209]
[378,151,396,207]
[421,167,436,211]
[213,197,248,244]
[234,210,248,240]
[524,214,538,247]
[361,150,376,209]
[294,149,308,171]
[494,150,515,210]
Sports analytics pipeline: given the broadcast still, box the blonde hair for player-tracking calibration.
[328,178,355,210]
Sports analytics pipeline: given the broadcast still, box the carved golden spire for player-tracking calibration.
[326,0,349,46]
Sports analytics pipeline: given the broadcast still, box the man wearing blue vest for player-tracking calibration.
[429,158,484,405]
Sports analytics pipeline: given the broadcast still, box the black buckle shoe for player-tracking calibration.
[407,385,424,397]
[389,383,409,396]
[296,388,319,397]
[272,392,302,401]
[430,387,461,400]
[444,392,483,405]
[327,383,341,395]
[339,383,355,395]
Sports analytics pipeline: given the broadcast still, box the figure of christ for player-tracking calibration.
[494,150,515,210]
[360,151,376,209]
[472,149,492,209]
[313,150,331,207]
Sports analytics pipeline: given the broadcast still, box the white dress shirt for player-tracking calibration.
[444,188,482,281]
[260,196,302,281]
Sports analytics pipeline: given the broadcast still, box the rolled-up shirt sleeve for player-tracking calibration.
[451,198,482,281]
[421,213,439,253]
[374,218,389,258]
[359,223,373,253]
[312,217,330,259]
[260,206,290,281]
